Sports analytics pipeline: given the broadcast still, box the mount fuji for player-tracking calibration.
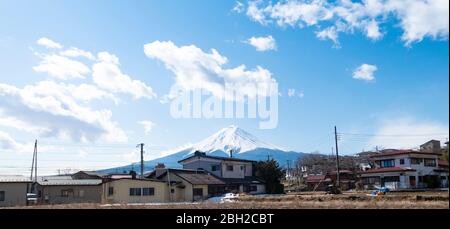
[100,125,305,174]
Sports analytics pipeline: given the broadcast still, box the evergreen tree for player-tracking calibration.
[254,159,284,194]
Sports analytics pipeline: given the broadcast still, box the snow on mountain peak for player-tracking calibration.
[191,125,278,155]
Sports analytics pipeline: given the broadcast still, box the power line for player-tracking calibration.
[339,132,449,137]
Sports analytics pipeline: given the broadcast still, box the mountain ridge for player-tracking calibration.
[99,125,304,174]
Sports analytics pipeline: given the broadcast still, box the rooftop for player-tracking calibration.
[369,150,441,158]
[360,167,416,174]
[0,175,32,183]
[178,152,256,164]
[219,176,265,184]
[176,172,225,185]
[153,168,226,185]
[37,177,102,186]
[306,175,326,183]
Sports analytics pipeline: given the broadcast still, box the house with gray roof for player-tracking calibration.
[177,151,266,195]
[36,174,103,204]
[0,175,32,207]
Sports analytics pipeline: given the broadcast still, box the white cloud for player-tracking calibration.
[37,37,62,49]
[365,19,383,40]
[242,0,449,46]
[33,54,91,80]
[316,26,340,47]
[246,35,277,51]
[353,63,377,81]
[0,130,26,152]
[0,82,127,143]
[288,88,296,97]
[266,0,333,27]
[247,0,267,24]
[386,0,449,45]
[232,1,245,13]
[60,47,96,60]
[92,52,157,100]
[144,40,277,100]
[287,88,304,98]
[138,120,155,135]
[367,117,449,149]
[298,91,305,98]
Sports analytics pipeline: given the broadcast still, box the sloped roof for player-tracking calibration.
[74,171,106,178]
[0,175,32,183]
[178,154,255,163]
[219,176,265,184]
[37,178,102,186]
[370,150,441,158]
[306,175,326,183]
[175,172,225,185]
[360,167,416,174]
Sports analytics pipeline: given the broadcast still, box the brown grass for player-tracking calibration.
[4,191,449,209]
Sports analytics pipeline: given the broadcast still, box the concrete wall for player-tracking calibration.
[221,161,252,178]
[181,157,253,178]
[38,185,102,204]
[160,173,209,202]
[237,184,265,194]
[102,179,168,204]
[0,183,29,207]
[183,160,222,177]
[374,154,439,174]
[361,171,416,189]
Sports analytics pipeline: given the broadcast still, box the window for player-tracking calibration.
[78,190,84,197]
[108,187,114,196]
[380,159,395,168]
[0,191,5,201]
[211,165,218,171]
[129,188,142,196]
[424,159,436,167]
[418,176,424,182]
[143,188,155,196]
[226,165,234,171]
[399,159,405,165]
[411,158,422,165]
[249,185,257,192]
[61,189,72,197]
[383,176,400,182]
[193,188,203,196]
[171,189,175,193]
[362,177,380,185]
[240,165,244,170]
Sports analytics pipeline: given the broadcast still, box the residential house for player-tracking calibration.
[305,170,356,191]
[0,175,31,207]
[147,164,225,201]
[360,150,449,190]
[305,175,329,191]
[102,178,169,204]
[178,151,265,194]
[36,175,102,204]
[328,170,357,190]
[72,171,106,180]
[420,140,442,154]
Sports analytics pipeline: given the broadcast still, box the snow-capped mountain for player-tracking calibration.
[100,125,304,174]
[190,125,278,156]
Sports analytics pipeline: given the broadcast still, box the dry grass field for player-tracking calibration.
[4,191,448,209]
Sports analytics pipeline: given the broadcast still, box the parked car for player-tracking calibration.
[26,193,38,205]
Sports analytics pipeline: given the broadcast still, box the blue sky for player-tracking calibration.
[0,0,448,175]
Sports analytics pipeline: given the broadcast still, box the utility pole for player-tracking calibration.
[137,143,144,179]
[29,140,38,193]
[334,126,341,188]
[286,160,291,192]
